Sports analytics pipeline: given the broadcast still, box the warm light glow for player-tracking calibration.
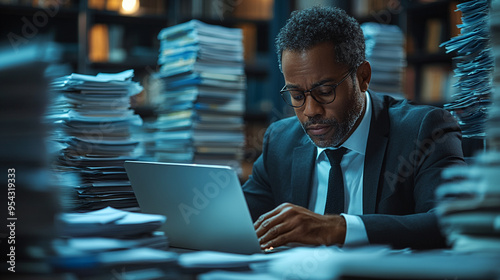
[121,0,139,14]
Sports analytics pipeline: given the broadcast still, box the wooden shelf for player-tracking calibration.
[404,0,459,103]
[0,3,79,17]
[90,9,168,25]
[245,64,268,77]
[89,57,158,72]
[406,52,454,64]
[406,0,451,14]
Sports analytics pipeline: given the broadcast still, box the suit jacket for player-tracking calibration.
[242,92,465,249]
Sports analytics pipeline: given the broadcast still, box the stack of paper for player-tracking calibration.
[361,22,405,98]
[1,43,58,167]
[0,42,65,274]
[435,154,500,252]
[47,70,144,211]
[489,0,500,149]
[52,207,175,277]
[440,0,493,138]
[435,0,500,253]
[152,20,245,172]
[57,206,166,237]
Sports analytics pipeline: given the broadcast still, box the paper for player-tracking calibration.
[57,206,166,237]
[361,22,405,97]
[178,250,284,269]
[46,69,144,211]
[143,19,245,171]
[440,0,492,138]
[266,246,500,280]
[435,151,500,252]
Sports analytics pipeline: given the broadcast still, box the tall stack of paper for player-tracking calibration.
[47,70,144,211]
[153,20,245,173]
[440,0,493,138]
[435,0,500,252]
[361,22,405,98]
[435,154,500,252]
[489,0,500,150]
[0,42,63,274]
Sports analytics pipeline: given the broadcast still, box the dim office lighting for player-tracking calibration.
[121,0,140,14]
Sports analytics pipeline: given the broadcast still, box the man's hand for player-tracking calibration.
[254,202,346,249]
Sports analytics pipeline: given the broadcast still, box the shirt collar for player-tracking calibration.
[316,91,372,159]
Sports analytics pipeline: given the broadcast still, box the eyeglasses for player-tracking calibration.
[280,68,355,108]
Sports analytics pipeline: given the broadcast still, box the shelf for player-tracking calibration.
[244,113,269,122]
[407,52,454,64]
[90,9,168,25]
[406,0,452,14]
[244,64,268,77]
[191,16,270,26]
[0,3,78,18]
[355,11,400,25]
[90,58,158,71]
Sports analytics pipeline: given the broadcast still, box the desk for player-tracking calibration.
[10,246,499,280]
[2,246,500,280]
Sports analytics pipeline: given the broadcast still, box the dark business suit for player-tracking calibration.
[242,92,465,249]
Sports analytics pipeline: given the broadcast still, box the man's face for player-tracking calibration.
[281,42,366,148]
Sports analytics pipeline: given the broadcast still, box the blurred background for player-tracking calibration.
[1,0,482,180]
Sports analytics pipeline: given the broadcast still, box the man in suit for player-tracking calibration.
[242,6,465,250]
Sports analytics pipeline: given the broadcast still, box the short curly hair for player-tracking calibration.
[276,6,365,72]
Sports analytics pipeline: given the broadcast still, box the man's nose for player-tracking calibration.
[302,94,324,117]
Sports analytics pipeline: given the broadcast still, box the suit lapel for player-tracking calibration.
[291,139,316,208]
[363,92,389,214]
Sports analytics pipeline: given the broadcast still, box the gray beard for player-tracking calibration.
[300,92,364,148]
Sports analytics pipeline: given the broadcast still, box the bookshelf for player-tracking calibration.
[0,2,80,68]
[0,0,168,78]
[348,0,402,26]
[404,0,461,105]
[346,0,461,105]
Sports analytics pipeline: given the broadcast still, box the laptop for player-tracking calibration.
[124,161,262,255]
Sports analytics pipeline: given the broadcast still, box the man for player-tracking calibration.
[242,6,465,250]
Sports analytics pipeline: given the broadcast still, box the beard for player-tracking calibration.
[300,91,365,148]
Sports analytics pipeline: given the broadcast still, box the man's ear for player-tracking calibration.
[357,61,371,92]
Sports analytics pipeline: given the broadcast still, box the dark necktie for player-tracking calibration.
[324,147,347,214]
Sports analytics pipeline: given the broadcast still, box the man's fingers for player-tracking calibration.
[254,204,281,229]
[253,203,293,230]
[255,204,293,239]
[254,204,347,249]
[253,213,268,230]
[258,219,294,247]
[255,211,281,238]
[260,228,298,249]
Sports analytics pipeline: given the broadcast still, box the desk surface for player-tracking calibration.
[15,246,498,280]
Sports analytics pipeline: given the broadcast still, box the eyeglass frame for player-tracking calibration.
[279,67,356,108]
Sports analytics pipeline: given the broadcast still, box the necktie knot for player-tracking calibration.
[325,147,347,165]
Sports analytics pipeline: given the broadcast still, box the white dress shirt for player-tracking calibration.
[308,90,372,246]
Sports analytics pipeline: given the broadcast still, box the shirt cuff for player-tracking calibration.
[340,213,369,246]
